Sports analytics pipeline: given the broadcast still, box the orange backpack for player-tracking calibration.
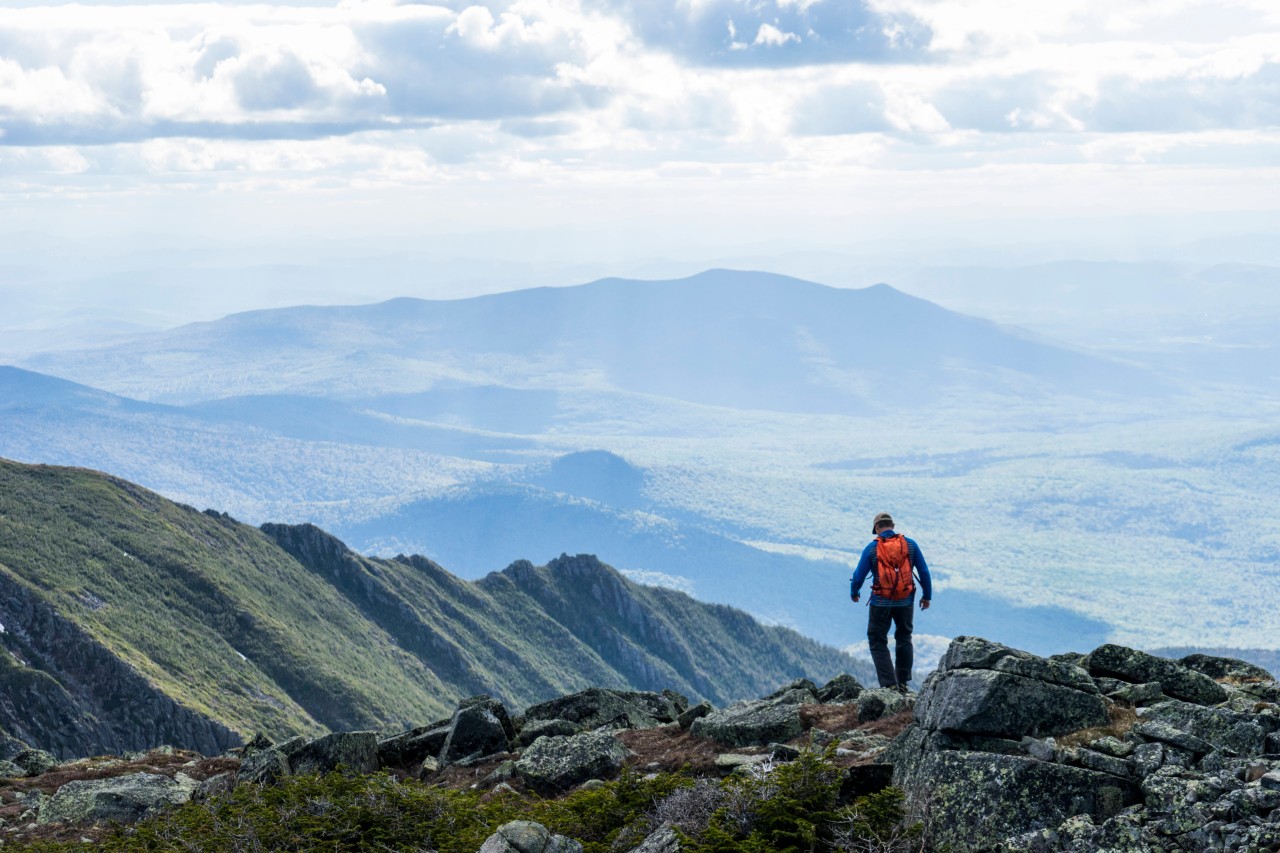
[872,535,915,601]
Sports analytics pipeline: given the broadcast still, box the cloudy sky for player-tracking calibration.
[1,0,1278,272]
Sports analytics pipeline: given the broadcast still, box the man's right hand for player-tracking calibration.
[851,594,860,603]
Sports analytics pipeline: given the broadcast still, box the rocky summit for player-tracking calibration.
[887,637,1280,851]
[3,638,1280,852]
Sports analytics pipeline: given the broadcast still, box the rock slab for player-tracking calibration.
[478,820,583,853]
[38,772,197,825]
[514,730,632,794]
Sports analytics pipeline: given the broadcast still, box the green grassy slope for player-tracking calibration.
[0,461,452,743]
[0,458,860,756]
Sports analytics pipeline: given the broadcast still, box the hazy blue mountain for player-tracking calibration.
[0,366,166,415]
[337,451,1111,657]
[186,394,539,462]
[20,270,1159,409]
[896,261,1280,389]
[0,365,505,522]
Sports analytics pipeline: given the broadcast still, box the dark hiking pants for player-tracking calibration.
[867,603,914,687]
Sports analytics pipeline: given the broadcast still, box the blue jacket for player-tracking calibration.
[850,530,932,607]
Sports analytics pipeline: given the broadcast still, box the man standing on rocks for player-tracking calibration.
[850,512,932,693]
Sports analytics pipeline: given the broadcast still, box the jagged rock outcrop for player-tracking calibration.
[235,730,378,784]
[888,637,1136,851]
[1084,643,1227,706]
[376,719,451,768]
[523,687,672,731]
[440,695,517,764]
[817,673,863,704]
[885,637,1280,852]
[287,731,379,775]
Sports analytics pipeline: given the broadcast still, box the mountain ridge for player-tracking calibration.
[0,457,865,758]
[18,269,1158,408]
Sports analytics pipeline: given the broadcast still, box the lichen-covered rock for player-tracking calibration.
[942,637,1098,692]
[912,638,1108,740]
[287,731,378,775]
[1089,736,1134,758]
[1141,766,1231,829]
[12,748,58,777]
[895,745,1139,851]
[0,759,23,777]
[676,701,712,730]
[236,746,290,785]
[661,690,690,715]
[714,753,772,776]
[523,688,660,731]
[915,667,1107,739]
[611,691,680,723]
[1131,719,1213,755]
[38,772,197,825]
[516,719,582,748]
[816,673,864,703]
[1063,747,1131,778]
[1084,644,1227,706]
[763,678,819,701]
[478,820,583,853]
[514,730,632,794]
[631,822,682,853]
[1097,678,1165,704]
[440,699,514,764]
[1179,653,1276,684]
[192,772,233,803]
[855,687,912,723]
[839,763,893,802]
[1141,699,1273,756]
[377,722,450,768]
[689,700,805,747]
[887,638,1146,850]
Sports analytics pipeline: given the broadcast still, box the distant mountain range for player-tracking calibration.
[19,270,1158,409]
[0,458,865,758]
[2,269,1275,657]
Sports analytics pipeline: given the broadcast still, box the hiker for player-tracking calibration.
[850,512,932,693]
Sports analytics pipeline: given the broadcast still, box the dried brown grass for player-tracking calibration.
[800,703,864,733]
[617,727,727,775]
[860,709,915,741]
[1055,705,1138,750]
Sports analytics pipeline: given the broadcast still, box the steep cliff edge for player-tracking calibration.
[0,569,237,759]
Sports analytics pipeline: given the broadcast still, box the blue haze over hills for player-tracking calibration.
[2,269,1278,658]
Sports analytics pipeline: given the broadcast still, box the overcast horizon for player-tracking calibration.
[2,0,1278,296]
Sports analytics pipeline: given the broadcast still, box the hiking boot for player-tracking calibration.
[892,684,911,695]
